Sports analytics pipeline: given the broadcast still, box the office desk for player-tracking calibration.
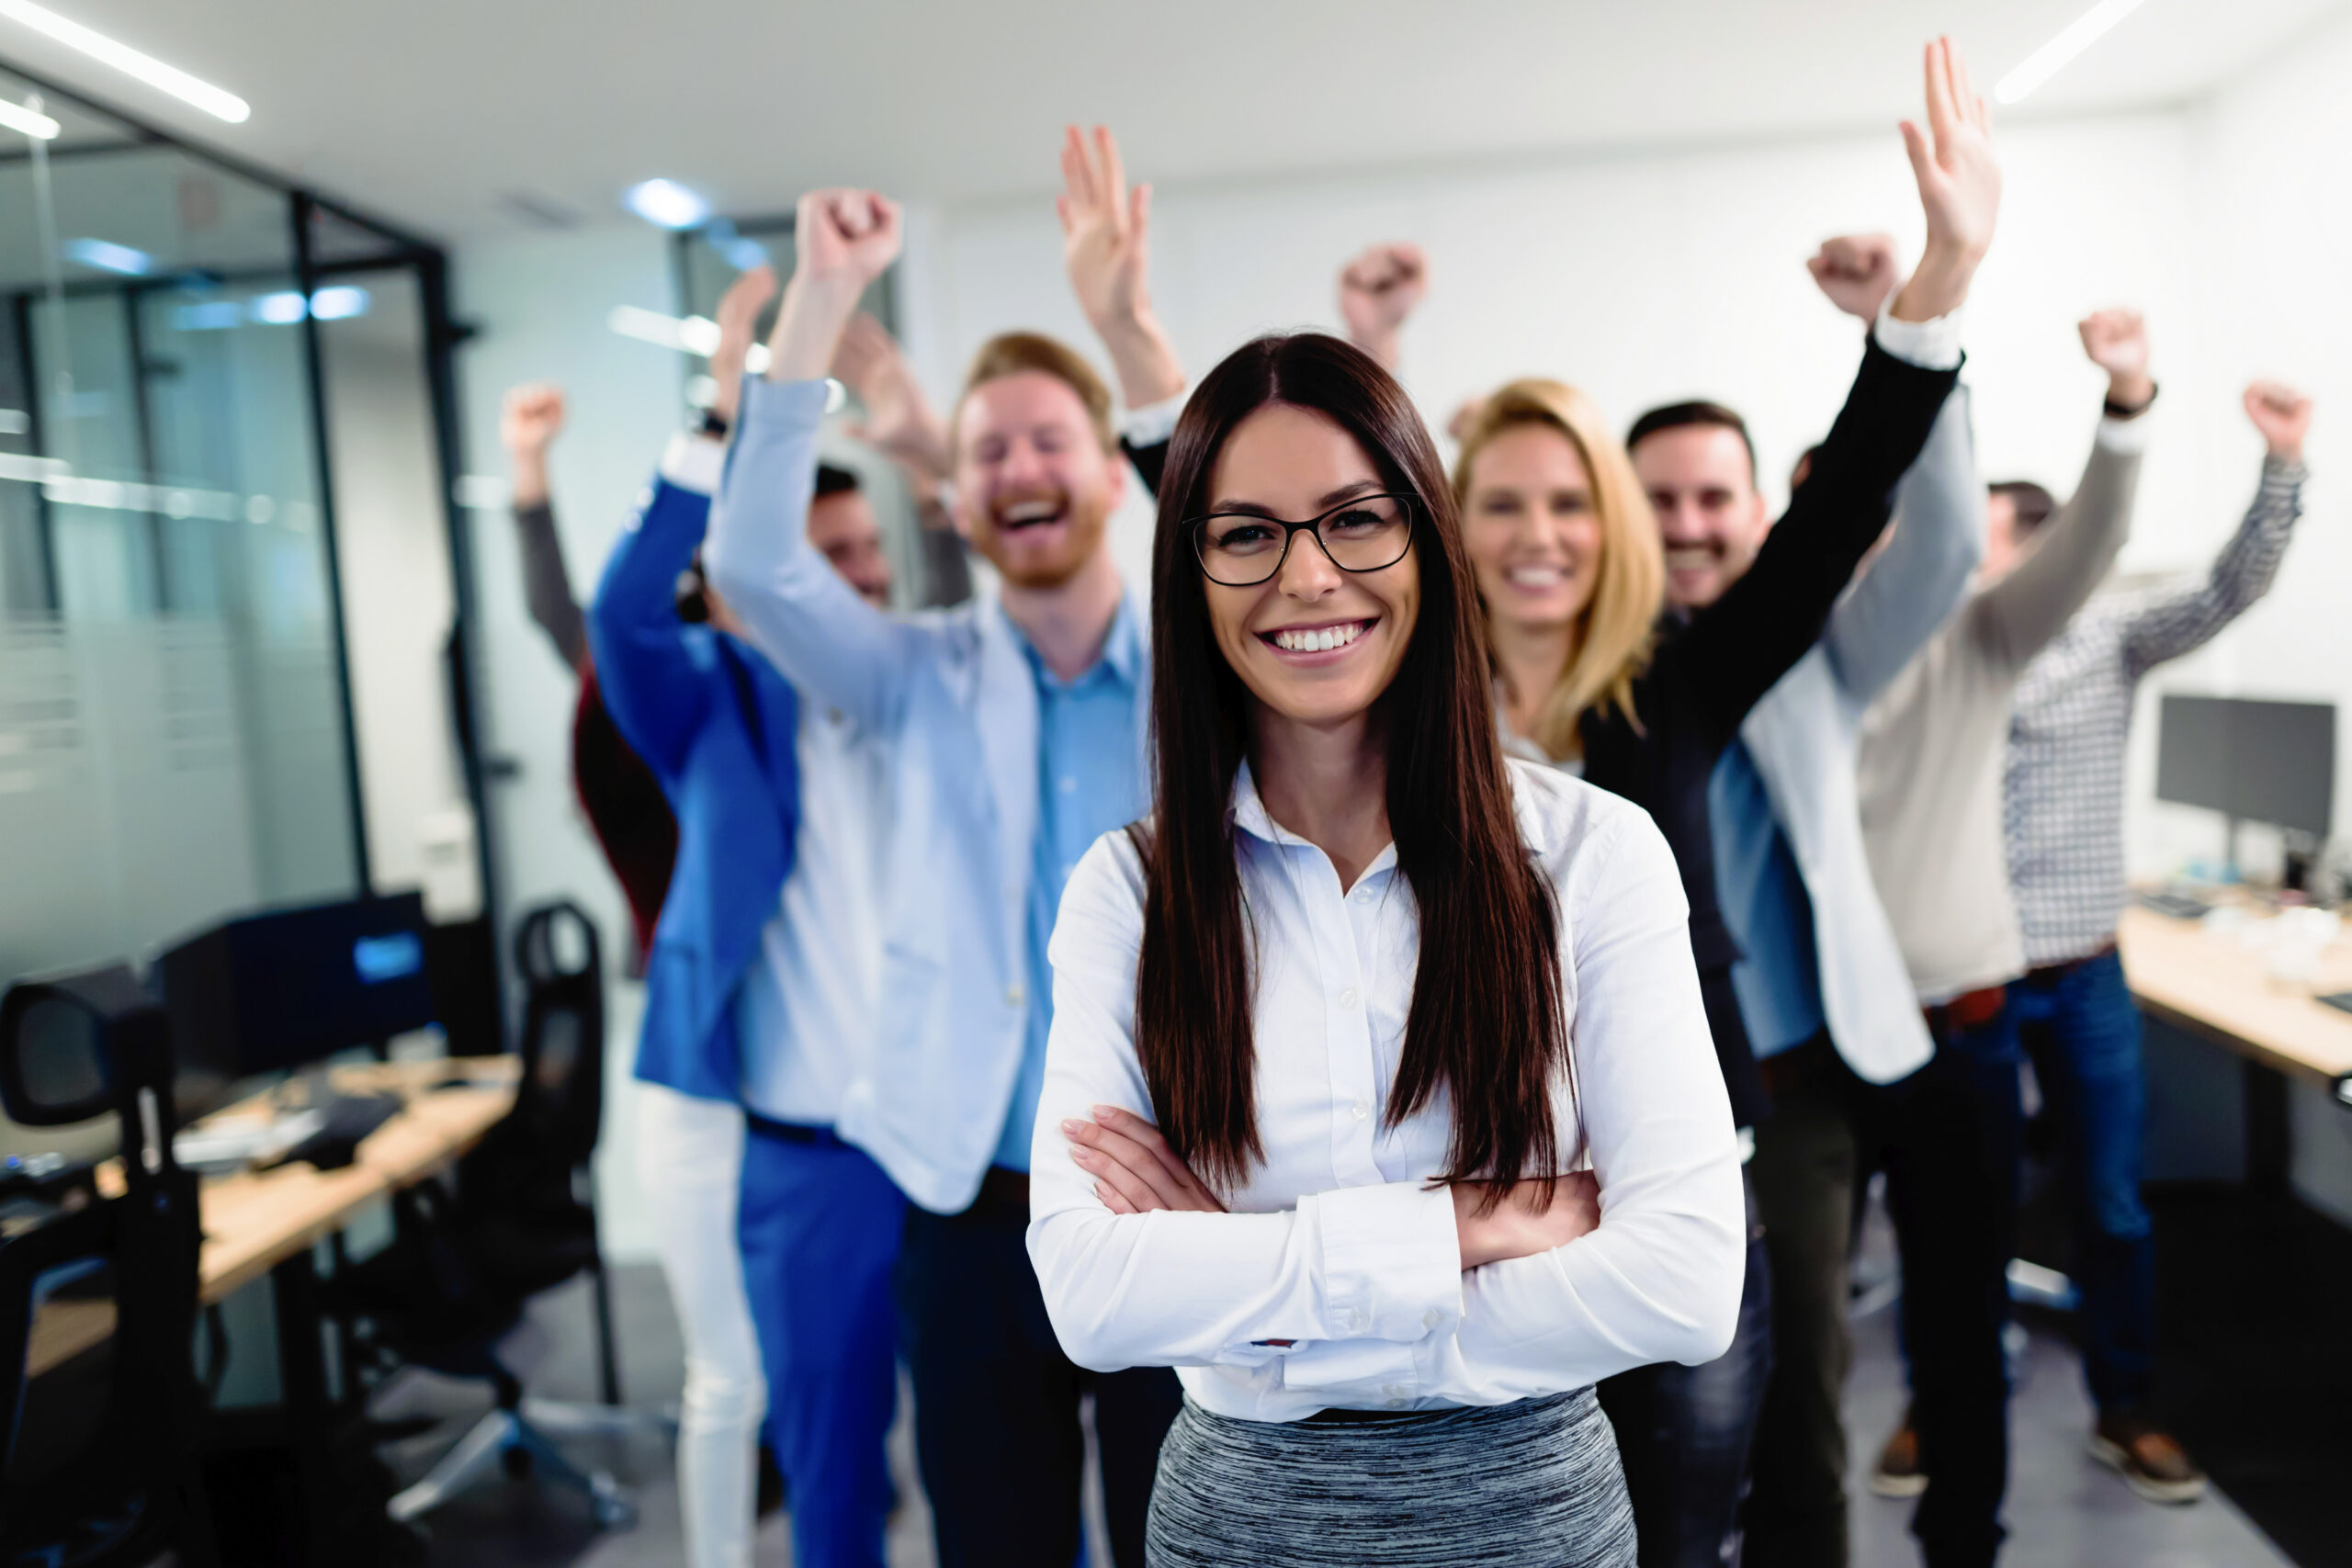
[28,1057,519,1378]
[2116,905,2352,1084]
[2117,904,2352,1191]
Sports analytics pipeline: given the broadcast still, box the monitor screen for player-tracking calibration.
[155,892,439,1080]
[2154,694,2335,838]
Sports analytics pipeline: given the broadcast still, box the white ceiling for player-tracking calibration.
[3,0,2345,241]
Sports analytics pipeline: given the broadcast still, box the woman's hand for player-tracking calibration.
[1063,1105,1227,1214]
[1452,1171,1600,1269]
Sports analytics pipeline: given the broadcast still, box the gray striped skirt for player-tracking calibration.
[1146,1387,1636,1566]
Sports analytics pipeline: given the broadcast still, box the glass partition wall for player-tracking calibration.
[0,62,492,1055]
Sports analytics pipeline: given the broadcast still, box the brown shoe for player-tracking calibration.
[1870,1415,1928,1498]
[2089,1412,2209,1505]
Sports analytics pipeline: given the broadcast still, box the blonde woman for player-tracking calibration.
[1450,41,1997,1557]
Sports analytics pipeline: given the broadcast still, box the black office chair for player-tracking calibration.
[0,965,214,1568]
[331,901,642,1530]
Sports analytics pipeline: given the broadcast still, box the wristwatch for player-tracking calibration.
[2103,382,2158,420]
[695,408,731,440]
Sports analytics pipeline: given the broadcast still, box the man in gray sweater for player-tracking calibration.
[1853,310,2154,1555]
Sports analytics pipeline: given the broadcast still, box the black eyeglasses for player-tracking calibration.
[1184,491,1419,587]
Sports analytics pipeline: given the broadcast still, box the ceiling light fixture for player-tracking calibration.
[0,96,59,138]
[1994,0,2150,105]
[0,0,250,122]
[623,178,711,231]
[63,237,153,276]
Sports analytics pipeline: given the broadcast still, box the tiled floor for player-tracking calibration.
[403,1255,2301,1568]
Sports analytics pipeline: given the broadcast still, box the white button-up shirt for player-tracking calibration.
[1026,758,1743,1422]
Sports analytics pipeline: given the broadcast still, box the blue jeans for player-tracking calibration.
[739,1120,908,1568]
[2007,949,2155,1414]
[1596,1171,1771,1568]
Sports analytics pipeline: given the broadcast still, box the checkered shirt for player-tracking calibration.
[2004,457,2306,964]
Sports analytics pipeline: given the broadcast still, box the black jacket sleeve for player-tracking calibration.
[513,499,589,672]
[1664,335,1961,747]
[1121,435,1170,498]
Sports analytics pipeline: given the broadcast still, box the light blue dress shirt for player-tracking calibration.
[1708,737,1826,1060]
[992,602,1148,1170]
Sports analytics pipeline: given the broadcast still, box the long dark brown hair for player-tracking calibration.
[1132,333,1570,1204]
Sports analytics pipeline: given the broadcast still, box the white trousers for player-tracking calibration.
[635,1083,766,1568]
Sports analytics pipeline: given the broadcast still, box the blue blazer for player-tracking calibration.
[589,468,801,1104]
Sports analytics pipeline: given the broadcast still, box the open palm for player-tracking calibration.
[1058,125,1152,329]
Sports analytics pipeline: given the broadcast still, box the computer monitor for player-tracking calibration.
[153,892,439,1085]
[2154,694,2335,841]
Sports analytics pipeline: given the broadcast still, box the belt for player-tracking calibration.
[744,1114,847,1148]
[1757,1032,1837,1101]
[1924,986,2007,1037]
[2021,941,2118,990]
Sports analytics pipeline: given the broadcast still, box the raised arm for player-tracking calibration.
[831,310,972,607]
[1338,243,1428,375]
[502,383,589,672]
[1673,39,1996,739]
[2119,381,2311,678]
[1060,126,1186,412]
[1970,310,2154,669]
[704,188,939,731]
[584,268,774,774]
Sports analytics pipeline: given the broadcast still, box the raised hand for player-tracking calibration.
[1453,1170,1602,1269]
[2078,310,2154,410]
[1063,1105,1227,1215]
[1337,242,1428,370]
[766,186,902,385]
[833,311,953,481]
[707,264,775,427]
[501,383,565,506]
[1890,37,2001,322]
[2244,379,2312,462]
[1056,124,1186,408]
[1806,233,1900,321]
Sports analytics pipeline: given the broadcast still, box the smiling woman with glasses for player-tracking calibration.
[1021,330,1744,1564]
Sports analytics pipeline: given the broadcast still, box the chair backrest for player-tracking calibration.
[0,964,205,1564]
[508,902,606,1173]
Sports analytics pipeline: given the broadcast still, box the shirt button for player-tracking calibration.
[1422,1309,1442,1330]
[1338,987,1360,1010]
[1347,1307,1367,1329]
[1006,984,1025,1007]
[1385,1398,1408,1409]
[1351,1100,1370,1122]
[1383,1384,1404,1397]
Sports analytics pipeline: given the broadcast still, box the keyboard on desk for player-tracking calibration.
[2137,890,2215,921]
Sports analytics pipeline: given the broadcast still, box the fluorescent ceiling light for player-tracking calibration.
[1995,0,2150,105]
[606,305,773,372]
[308,286,370,321]
[0,96,60,138]
[624,178,711,230]
[64,237,153,276]
[0,0,249,122]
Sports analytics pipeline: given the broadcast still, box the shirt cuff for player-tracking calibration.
[2261,455,2308,486]
[2094,413,2153,457]
[1119,391,1186,448]
[1871,298,1963,371]
[1307,1179,1463,1343]
[659,432,728,495]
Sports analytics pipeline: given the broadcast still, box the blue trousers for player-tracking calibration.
[738,1120,907,1568]
[2007,949,2156,1414]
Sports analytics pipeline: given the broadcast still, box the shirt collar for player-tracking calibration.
[1011,592,1146,692]
[1226,760,1404,882]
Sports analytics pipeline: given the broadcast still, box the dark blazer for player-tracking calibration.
[1580,337,1959,1126]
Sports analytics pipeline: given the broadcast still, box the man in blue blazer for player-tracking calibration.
[707,158,1183,1568]
[590,265,930,1568]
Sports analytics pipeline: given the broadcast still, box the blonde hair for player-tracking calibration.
[954,331,1119,454]
[1452,378,1664,759]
